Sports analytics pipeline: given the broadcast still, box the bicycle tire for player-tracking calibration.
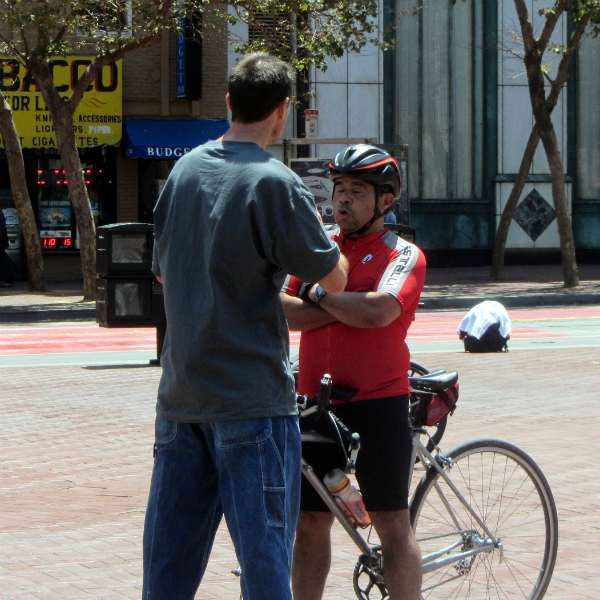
[410,439,558,600]
[408,361,429,377]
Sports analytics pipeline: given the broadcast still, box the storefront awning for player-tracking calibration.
[123,119,229,159]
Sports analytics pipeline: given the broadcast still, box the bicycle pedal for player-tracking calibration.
[358,553,383,571]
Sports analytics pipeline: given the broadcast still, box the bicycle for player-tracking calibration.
[296,370,558,600]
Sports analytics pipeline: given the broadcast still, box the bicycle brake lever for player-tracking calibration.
[315,374,332,421]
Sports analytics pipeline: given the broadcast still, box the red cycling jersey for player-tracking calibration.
[283,227,426,401]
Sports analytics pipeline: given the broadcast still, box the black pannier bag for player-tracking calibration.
[460,322,509,353]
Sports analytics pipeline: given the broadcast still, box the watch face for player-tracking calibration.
[315,286,327,305]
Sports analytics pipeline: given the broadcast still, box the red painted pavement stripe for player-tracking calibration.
[2,304,595,356]
[0,324,157,355]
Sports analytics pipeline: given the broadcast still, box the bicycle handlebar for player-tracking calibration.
[296,374,361,474]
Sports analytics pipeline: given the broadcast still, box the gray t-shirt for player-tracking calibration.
[152,141,340,423]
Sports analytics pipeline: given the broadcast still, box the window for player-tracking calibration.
[247,11,292,56]
[79,0,132,38]
[395,0,484,200]
[578,35,600,200]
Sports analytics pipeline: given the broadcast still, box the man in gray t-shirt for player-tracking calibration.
[143,53,347,600]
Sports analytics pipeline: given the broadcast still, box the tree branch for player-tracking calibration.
[546,13,590,112]
[543,71,554,86]
[53,24,70,47]
[0,32,26,63]
[514,0,537,54]
[536,7,563,54]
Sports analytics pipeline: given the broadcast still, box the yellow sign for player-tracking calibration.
[0,56,122,149]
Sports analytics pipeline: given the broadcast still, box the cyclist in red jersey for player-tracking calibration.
[281,145,425,600]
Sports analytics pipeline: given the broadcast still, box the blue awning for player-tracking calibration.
[123,119,229,159]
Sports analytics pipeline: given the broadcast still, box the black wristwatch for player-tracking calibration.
[313,284,327,306]
[298,282,314,303]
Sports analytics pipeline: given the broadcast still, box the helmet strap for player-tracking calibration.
[345,186,384,238]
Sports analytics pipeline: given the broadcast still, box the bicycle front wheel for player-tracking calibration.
[410,439,558,600]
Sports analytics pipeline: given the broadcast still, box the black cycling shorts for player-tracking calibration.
[300,395,413,512]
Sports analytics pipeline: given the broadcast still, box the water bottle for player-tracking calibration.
[323,468,371,527]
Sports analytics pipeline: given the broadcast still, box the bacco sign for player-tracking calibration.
[0,56,122,149]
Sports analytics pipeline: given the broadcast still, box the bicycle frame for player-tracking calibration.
[300,427,501,575]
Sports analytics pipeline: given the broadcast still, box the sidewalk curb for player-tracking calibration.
[421,293,600,310]
[0,306,95,324]
[1,292,598,324]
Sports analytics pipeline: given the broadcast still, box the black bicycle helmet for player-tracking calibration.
[328,145,402,236]
[328,145,402,199]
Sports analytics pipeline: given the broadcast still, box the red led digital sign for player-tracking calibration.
[42,238,72,249]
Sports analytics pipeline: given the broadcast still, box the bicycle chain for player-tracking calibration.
[421,570,468,593]
[416,528,476,543]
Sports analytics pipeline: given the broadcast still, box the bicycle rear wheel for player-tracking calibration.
[410,439,558,600]
[408,361,429,377]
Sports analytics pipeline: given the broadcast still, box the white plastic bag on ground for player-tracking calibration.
[458,301,512,340]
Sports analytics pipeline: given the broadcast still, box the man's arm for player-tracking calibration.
[310,288,401,329]
[280,293,339,331]
[317,254,349,295]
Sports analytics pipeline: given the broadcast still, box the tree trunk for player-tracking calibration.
[538,123,579,287]
[54,110,97,300]
[0,93,46,291]
[491,126,540,280]
[513,0,581,288]
[31,60,97,300]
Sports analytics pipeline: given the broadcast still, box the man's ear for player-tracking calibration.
[225,93,232,112]
[277,97,290,118]
[379,192,395,213]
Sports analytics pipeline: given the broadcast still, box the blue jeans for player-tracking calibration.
[142,414,301,600]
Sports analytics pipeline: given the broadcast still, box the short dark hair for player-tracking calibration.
[377,184,395,196]
[228,53,294,123]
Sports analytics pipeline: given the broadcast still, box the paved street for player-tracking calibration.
[0,309,599,598]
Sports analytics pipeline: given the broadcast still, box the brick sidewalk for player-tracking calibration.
[1,348,599,598]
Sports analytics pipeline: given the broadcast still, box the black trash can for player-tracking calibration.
[95,223,166,363]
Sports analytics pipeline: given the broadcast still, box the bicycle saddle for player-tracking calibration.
[409,370,458,391]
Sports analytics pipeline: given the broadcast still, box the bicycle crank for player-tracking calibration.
[353,547,388,600]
